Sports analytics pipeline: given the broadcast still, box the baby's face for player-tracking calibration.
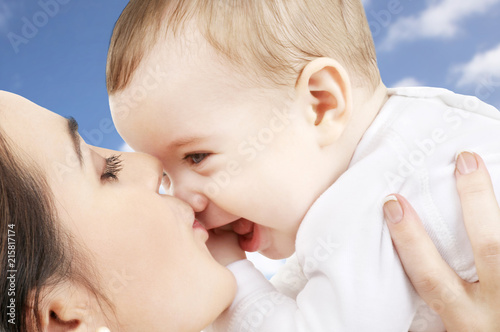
[110,36,327,259]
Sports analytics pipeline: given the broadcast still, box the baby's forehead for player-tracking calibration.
[133,31,279,91]
[110,40,293,153]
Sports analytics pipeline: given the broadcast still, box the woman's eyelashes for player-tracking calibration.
[101,154,123,182]
[184,153,210,165]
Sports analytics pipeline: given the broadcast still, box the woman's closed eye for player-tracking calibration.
[101,154,123,182]
[184,153,210,165]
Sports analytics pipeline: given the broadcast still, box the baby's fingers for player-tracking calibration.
[383,195,466,317]
[455,152,500,292]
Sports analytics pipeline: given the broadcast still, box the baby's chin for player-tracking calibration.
[253,227,296,260]
[258,246,295,260]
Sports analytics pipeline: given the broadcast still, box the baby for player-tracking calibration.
[106,0,500,331]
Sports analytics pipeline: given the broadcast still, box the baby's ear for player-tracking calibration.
[296,58,353,146]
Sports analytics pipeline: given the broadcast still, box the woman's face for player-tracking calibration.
[0,91,236,331]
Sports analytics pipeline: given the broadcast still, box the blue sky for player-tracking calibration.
[1,0,499,153]
[1,0,500,276]
[0,0,129,150]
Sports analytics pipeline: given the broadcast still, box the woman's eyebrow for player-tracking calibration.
[66,116,83,168]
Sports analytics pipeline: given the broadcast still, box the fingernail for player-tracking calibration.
[455,151,478,175]
[383,195,403,224]
[96,328,111,332]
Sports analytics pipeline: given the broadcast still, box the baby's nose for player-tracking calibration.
[189,193,208,213]
[172,185,208,213]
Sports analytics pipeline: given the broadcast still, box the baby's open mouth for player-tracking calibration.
[213,218,261,252]
[232,218,260,252]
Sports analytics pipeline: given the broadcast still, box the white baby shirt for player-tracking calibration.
[209,87,500,332]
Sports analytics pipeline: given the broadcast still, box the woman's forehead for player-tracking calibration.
[0,92,54,123]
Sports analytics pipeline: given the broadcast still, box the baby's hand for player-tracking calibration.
[207,229,246,266]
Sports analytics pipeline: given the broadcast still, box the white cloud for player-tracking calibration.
[119,142,135,152]
[380,0,500,50]
[391,77,424,88]
[453,43,500,87]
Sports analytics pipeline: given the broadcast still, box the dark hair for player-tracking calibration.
[0,128,109,331]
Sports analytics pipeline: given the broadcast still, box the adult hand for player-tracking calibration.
[96,327,111,332]
[383,152,500,332]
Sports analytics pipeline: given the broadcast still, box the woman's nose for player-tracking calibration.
[92,146,165,192]
[121,151,164,192]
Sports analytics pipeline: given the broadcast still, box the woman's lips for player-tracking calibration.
[193,219,208,237]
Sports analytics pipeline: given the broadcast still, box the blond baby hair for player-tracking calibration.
[106,0,379,94]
